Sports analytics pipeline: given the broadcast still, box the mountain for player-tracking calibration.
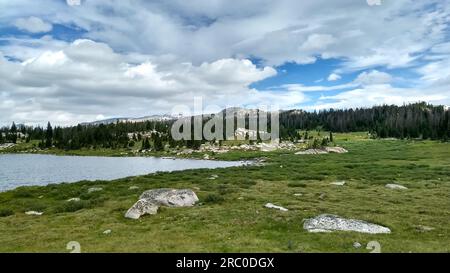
[80,114,176,126]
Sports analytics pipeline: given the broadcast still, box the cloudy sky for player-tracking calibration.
[1,0,450,125]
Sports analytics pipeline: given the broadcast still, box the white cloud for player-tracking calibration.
[66,0,81,6]
[13,17,52,33]
[0,39,288,126]
[354,70,393,85]
[327,73,341,81]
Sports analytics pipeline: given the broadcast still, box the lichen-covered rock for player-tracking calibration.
[125,189,199,219]
[139,188,199,207]
[303,214,391,234]
[125,199,159,219]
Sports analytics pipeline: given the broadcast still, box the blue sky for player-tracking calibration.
[0,0,450,125]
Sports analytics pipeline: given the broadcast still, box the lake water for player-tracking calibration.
[0,154,245,192]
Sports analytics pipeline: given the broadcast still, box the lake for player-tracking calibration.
[0,154,245,192]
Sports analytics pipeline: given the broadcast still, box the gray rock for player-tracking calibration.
[139,188,199,207]
[303,214,391,234]
[264,203,288,212]
[88,187,103,193]
[125,189,199,219]
[125,199,159,219]
[385,184,408,190]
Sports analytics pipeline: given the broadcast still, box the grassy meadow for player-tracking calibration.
[0,132,449,252]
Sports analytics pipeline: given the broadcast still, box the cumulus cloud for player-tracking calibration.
[1,0,450,124]
[0,39,291,125]
[354,70,393,85]
[13,17,52,33]
[327,73,341,81]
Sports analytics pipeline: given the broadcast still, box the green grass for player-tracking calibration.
[0,134,449,252]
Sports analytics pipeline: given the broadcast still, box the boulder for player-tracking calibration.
[139,189,199,207]
[125,189,199,219]
[385,184,408,190]
[264,203,288,212]
[125,199,159,219]
[303,214,391,234]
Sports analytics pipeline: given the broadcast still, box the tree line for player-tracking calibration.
[1,102,449,150]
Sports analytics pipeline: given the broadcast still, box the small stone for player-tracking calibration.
[353,242,362,248]
[103,229,112,235]
[25,211,43,216]
[294,193,303,196]
[88,187,103,193]
[264,203,288,212]
[129,186,139,190]
[385,184,408,190]
[67,197,80,202]
[330,181,346,186]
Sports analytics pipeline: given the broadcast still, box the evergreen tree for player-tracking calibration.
[45,122,53,148]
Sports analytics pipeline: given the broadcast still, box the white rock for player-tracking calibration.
[264,203,288,212]
[330,181,346,186]
[139,189,199,207]
[88,187,103,193]
[125,199,159,219]
[125,189,199,219]
[353,242,362,248]
[294,193,303,196]
[303,214,391,234]
[25,211,43,216]
[67,198,80,202]
[129,186,140,190]
[385,184,408,190]
[103,229,112,235]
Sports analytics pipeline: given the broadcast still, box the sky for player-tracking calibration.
[1,0,450,126]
